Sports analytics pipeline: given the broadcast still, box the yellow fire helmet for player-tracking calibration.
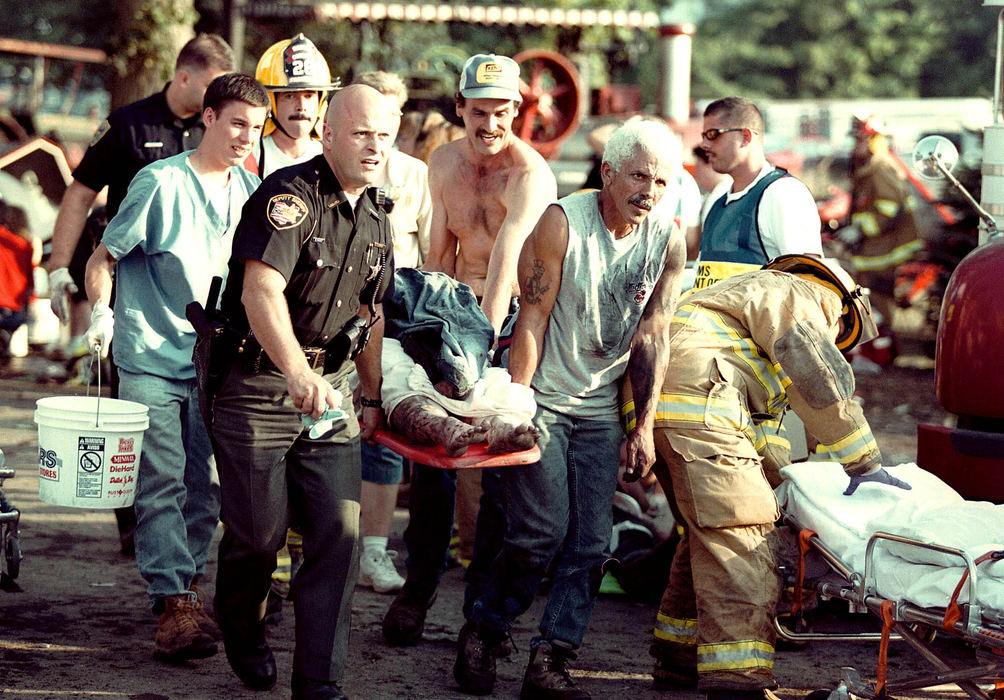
[255,34,341,138]
[763,254,879,352]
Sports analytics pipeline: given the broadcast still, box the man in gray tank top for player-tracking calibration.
[453,117,688,699]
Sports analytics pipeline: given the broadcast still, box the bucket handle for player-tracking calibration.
[85,350,103,428]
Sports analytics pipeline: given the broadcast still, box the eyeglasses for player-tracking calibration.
[701,127,758,141]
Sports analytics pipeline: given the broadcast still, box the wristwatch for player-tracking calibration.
[360,397,382,409]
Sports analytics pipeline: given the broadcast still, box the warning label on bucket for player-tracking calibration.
[76,436,105,499]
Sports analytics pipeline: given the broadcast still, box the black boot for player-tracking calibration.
[215,576,275,690]
[453,619,500,695]
[291,670,348,700]
[223,632,276,691]
[382,580,437,646]
[520,641,590,700]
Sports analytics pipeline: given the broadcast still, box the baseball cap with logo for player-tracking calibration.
[459,54,522,103]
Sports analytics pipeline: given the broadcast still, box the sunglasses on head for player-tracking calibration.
[701,127,758,141]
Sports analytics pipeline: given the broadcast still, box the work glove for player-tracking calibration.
[85,302,114,359]
[835,225,863,247]
[843,466,912,496]
[49,267,78,325]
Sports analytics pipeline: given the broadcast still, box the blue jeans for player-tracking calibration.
[118,369,220,608]
[472,404,623,649]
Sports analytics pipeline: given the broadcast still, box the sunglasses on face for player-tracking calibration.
[701,127,758,141]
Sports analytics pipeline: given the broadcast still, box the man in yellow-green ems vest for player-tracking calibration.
[693,97,822,290]
[655,97,823,469]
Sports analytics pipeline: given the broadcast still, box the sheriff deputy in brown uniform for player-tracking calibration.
[209,84,396,700]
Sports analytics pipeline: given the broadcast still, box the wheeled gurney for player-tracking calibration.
[774,462,1004,699]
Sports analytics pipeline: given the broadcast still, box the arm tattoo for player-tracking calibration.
[522,258,550,304]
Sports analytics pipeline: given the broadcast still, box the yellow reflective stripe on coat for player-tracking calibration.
[674,304,789,412]
[622,394,752,435]
[697,640,774,672]
[851,210,881,237]
[851,238,924,271]
[654,612,698,644]
[752,418,790,454]
[874,198,901,219]
[819,425,879,464]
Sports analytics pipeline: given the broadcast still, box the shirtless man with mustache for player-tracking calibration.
[424,53,557,337]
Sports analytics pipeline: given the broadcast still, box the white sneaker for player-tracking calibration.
[359,549,405,593]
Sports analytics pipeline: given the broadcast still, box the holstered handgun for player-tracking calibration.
[186,277,235,431]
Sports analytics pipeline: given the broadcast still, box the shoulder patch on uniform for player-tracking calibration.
[267,193,308,229]
[89,120,111,147]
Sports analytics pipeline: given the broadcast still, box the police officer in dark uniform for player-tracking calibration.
[47,33,234,557]
[209,84,397,700]
[50,33,236,325]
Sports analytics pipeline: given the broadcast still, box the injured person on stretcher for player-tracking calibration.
[375,268,539,457]
[380,337,539,456]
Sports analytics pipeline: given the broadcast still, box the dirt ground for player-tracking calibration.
[0,355,981,700]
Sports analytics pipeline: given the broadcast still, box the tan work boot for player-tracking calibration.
[153,594,218,662]
[188,583,223,641]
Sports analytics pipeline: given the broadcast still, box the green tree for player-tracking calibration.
[109,0,198,108]
[691,0,994,99]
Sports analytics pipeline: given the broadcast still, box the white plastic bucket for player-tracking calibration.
[34,396,149,509]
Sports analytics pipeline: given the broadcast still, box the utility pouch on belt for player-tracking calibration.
[324,315,370,373]
[186,276,237,430]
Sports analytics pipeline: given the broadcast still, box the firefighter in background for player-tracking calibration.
[248,34,340,178]
[836,114,924,329]
[636,255,909,697]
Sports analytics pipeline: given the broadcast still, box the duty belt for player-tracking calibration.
[256,345,327,373]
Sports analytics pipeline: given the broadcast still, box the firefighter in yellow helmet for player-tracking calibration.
[630,255,908,697]
[248,33,341,177]
[836,114,924,327]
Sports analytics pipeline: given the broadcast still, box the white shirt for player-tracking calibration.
[376,149,432,269]
[254,135,323,179]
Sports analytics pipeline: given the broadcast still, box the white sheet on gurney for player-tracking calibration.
[776,462,1004,618]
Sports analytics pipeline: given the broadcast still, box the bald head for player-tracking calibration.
[326,84,385,129]
[322,84,400,194]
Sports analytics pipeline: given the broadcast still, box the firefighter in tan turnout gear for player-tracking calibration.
[636,255,909,697]
[837,114,923,326]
